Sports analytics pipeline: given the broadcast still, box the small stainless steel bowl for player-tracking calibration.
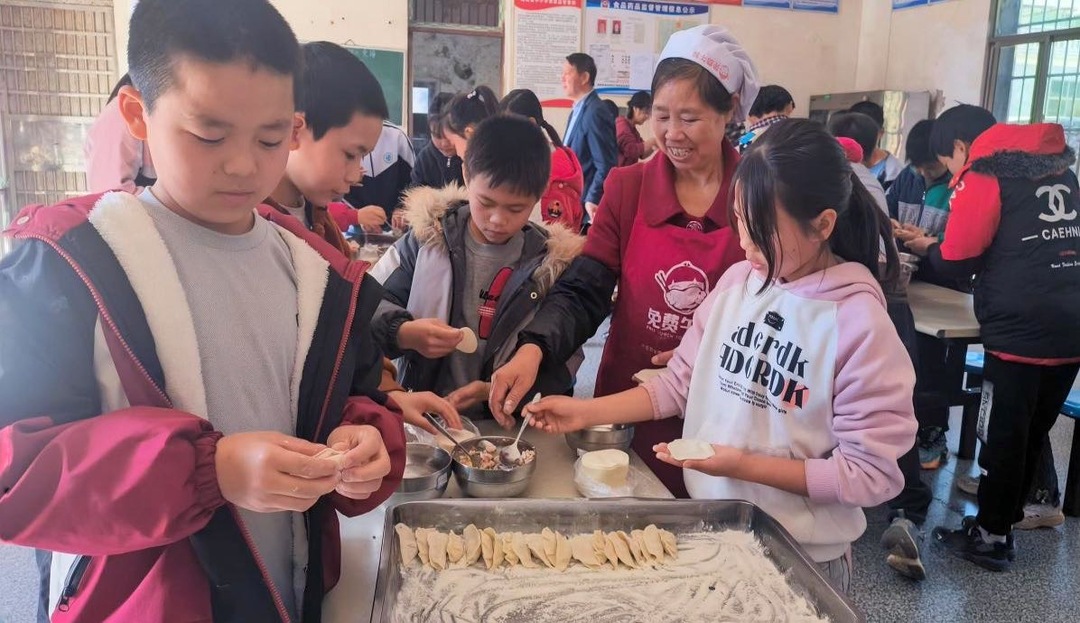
[389,443,451,505]
[566,424,635,454]
[898,252,922,266]
[450,436,537,498]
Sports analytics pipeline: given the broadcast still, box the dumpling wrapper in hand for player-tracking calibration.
[464,525,483,566]
[643,525,666,562]
[446,531,465,566]
[554,532,572,571]
[427,531,449,570]
[395,524,418,566]
[667,438,715,461]
[415,528,433,566]
[571,535,603,570]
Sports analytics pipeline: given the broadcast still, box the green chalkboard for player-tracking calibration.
[345,47,405,126]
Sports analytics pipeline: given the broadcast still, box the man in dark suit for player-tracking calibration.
[562,53,618,225]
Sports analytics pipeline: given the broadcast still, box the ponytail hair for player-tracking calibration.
[446,85,498,138]
[499,88,564,148]
[733,118,899,293]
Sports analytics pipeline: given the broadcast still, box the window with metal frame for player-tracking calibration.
[986,0,1080,174]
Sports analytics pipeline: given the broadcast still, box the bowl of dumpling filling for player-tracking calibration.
[450,437,538,498]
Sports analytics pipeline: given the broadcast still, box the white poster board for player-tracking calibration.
[513,0,585,108]
[583,0,710,97]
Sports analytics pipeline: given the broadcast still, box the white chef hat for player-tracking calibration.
[657,25,760,123]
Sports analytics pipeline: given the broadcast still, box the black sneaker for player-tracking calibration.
[932,516,1014,572]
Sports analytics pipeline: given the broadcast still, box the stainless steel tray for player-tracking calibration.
[371,499,864,622]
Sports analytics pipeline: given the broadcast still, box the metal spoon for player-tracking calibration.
[500,395,539,465]
[423,412,472,467]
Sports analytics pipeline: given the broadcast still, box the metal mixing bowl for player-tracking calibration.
[388,443,452,505]
[898,252,922,266]
[565,424,635,454]
[450,436,537,498]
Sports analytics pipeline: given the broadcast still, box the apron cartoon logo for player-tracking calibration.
[655,261,710,314]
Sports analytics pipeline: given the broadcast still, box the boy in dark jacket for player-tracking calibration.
[888,118,952,238]
[411,92,465,190]
[0,1,405,621]
[370,115,584,417]
[265,41,461,433]
[916,105,1080,572]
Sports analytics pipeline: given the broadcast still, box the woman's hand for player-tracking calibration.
[650,350,675,366]
[446,381,491,413]
[489,344,544,429]
[653,442,744,478]
[524,396,592,435]
[389,390,462,434]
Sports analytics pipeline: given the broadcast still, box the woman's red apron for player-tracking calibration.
[595,195,744,498]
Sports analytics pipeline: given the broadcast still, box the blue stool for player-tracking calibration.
[1063,390,1080,516]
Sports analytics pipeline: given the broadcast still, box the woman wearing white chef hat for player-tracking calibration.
[491,25,758,497]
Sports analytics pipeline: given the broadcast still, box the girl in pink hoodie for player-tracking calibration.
[527,119,917,592]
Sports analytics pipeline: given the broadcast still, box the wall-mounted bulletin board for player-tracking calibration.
[513,0,584,108]
[892,0,951,8]
[345,46,406,126]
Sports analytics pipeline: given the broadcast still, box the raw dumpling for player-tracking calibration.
[395,524,418,566]
[428,531,449,570]
[607,532,636,569]
[527,533,554,568]
[554,532,572,571]
[480,527,495,569]
[487,528,505,568]
[571,534,603,570]
[542,528,558,563]
[464,525,483,566]
[446,531,465,566]
[502,533,520,566]
[659,529,678,558]
[513,532,538,568]
[643,525,666,562]
[415,528,433,566]
[628,530,651,566]
[601,531,619,568]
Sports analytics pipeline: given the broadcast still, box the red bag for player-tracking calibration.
[541,146,585,232]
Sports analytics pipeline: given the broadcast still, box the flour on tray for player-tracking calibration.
[392,530,829,623]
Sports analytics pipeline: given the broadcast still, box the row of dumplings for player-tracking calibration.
[394,523,678,572]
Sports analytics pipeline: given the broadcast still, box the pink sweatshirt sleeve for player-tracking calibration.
[644,263,751,420]
[804,294,917,507]
[85,99,144,194]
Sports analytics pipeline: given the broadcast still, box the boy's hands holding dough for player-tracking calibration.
[215,432,342,513]
[325,425,392,500]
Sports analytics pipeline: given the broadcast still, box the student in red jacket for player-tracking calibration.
[909,105,1080,572]
[490,25,759,497]
[0,1,405,621]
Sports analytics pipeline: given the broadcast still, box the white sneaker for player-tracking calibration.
[1013,504,1065,530]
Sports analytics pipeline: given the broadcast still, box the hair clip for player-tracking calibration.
[467,89,484,103]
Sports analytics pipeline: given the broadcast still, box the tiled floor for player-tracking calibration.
[2,324,1078,622]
